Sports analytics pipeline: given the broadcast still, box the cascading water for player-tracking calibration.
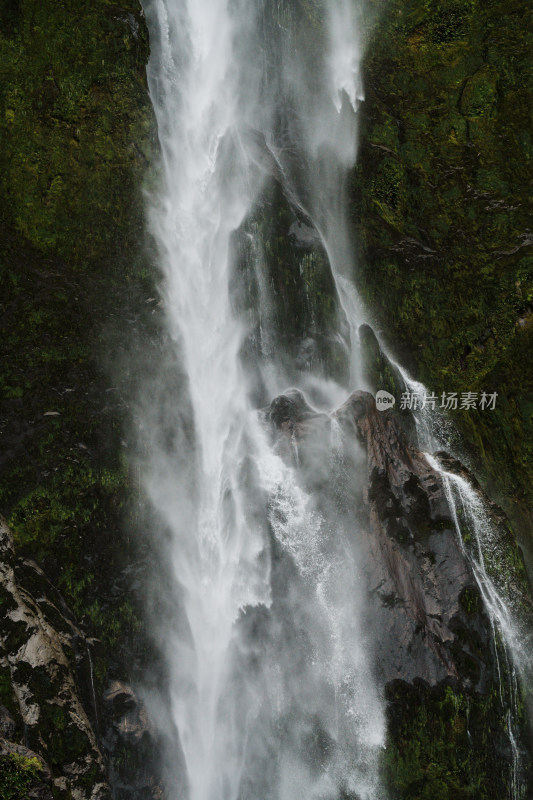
[139,0,531,798]
[141,1,385,798]
[426,453,532,799]
[384,350,532,796]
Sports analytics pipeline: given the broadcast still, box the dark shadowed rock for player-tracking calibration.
[0,705,16,739]
[103,679,151,744]
[267,388,316,429]
[0,516,110,799]
[358,323,417,443]
[101,679,161,800]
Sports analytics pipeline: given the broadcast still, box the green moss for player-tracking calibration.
[353,0,533,533]
[37,703,91,768]
[0,754,44,800]
[383,680,528,799]
[459,585,482,615]
[0,0,154,691]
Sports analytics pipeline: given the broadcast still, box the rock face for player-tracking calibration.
[266,389,495,690]
[233,134,349,396]
[101,680,161,800]
[0,516,110,800]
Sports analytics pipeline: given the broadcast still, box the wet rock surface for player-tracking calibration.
[266,389,496,690]
[101,679,162,800]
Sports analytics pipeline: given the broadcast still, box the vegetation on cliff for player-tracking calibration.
[0,0,531,797]
[0,0,153,650]
[353,0,533,550]
[354,2,533,794]
[0,1,155,793]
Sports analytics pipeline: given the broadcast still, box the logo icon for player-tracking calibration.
[376,390,396,411]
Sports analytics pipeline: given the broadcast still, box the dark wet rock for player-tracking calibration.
[0,705,16,739]
[0,516,110,799]
[103,680,151,745]
[103,680,138,713]
[434,451,533,629]
[232,170,350,393]
[358,323,417,443]
[101,679,161,800]
[267,390,496,690]
[288,219,322,249]
[359,324,405,398]
[267,389,316,429]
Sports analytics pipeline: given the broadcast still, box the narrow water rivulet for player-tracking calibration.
[139,1,532,798]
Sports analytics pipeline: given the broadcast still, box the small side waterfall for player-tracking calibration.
[428,455,531,798]
[388,353,532,796]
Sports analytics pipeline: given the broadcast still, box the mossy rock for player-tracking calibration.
[383,679,532,799]
[0,753,49,800]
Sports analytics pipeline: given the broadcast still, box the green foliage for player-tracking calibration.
[353,0,533,527]
[0,0,153,672]
[0,754,44,800]
[383,681,523,799]
[459,585,482,615]
[0,7,150,256]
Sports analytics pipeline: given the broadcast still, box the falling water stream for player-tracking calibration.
[141,1,384,798]
[394,358,532,798]
[139,0,530,798]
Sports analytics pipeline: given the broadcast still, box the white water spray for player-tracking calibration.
[141,1,386,798]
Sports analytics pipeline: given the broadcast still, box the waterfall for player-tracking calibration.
[140,1,385,798]
[138,0,530,797]
[425,453,532,799]
[386,349,532,794]
[386,351,531,795]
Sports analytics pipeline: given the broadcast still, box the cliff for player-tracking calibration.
[0,0,531,797]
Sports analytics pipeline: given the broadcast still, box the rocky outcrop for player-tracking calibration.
[263,387,533,795]
[265,389,496,690]
[0,516,110,799]
[101,680,161,800]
